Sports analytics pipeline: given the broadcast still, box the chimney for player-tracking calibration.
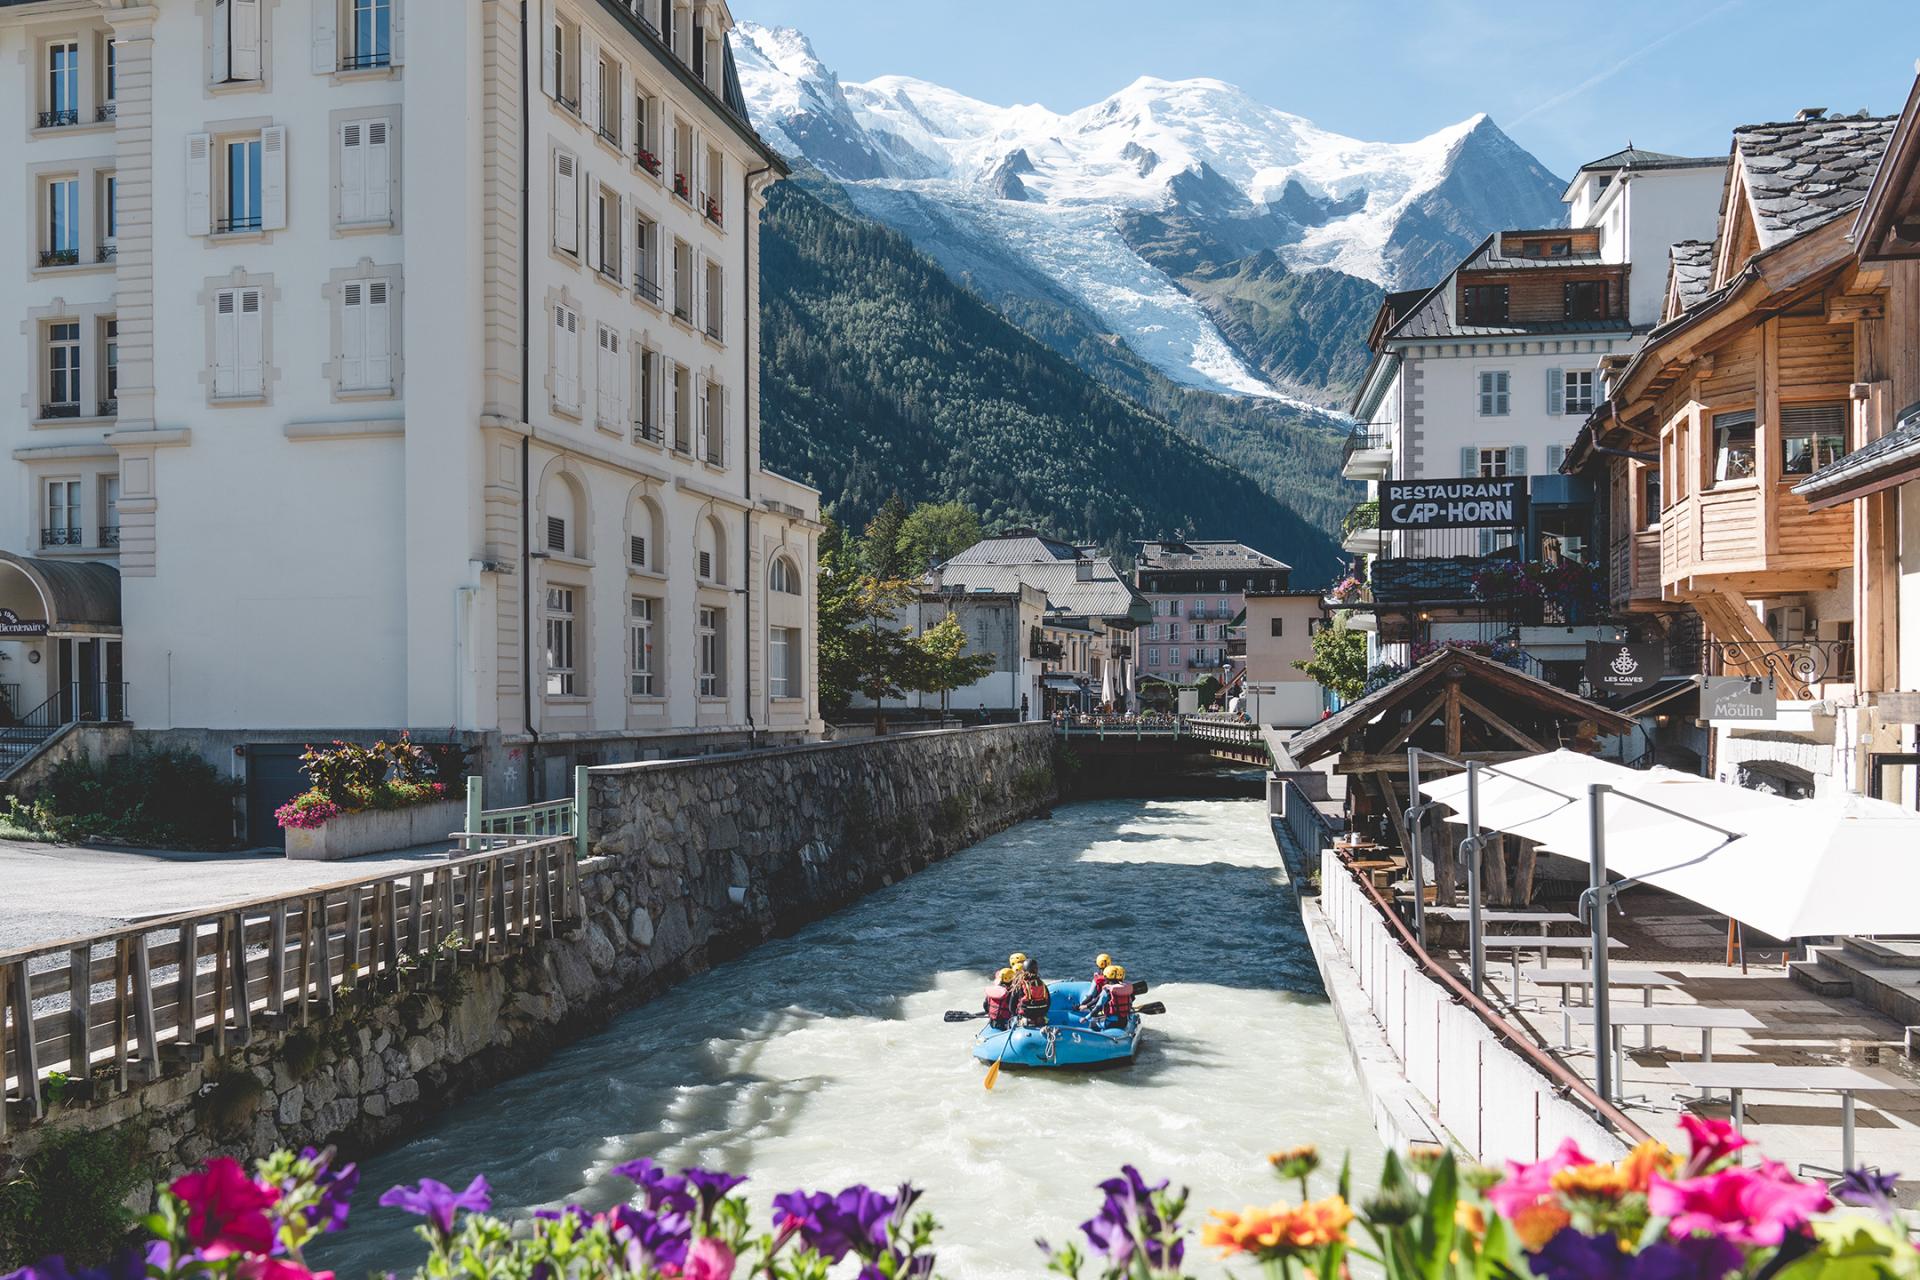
[1796,107,1827,121]
[1076,558,1094,582]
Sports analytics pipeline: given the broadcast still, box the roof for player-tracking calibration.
[1459,238,1602,271]
[0,553,121,631]
[1288,646,1633,767]
[1383,236,1633,342]
[944,531,1084,566]
[1667,240,1715,311]
[1135,539,1292,573]
[1854,73,1920,260]
[1244,589,1329,600]
[586,4,787,173]
[933,535,1148,622]
[1793,400,1920,509]
[1731,114,1896,250]
[1562,147,1725,200]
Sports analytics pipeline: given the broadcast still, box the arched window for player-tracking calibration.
[542,471,585,557]
[769,554,801,595]
[628,493,663,572]
[696,515,726,584]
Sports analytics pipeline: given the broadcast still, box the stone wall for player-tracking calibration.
[0,725,1055,1242]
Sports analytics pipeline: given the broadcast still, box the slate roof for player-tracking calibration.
[944,531,1084,566]
[1793,400,1920,505]
[1578,146,1723,173]
[1382,236,1633,342]
[1135,539,1291,572]
[1667,240,1715,311]
[934,535,1147,622]
[1733,115,1897,249]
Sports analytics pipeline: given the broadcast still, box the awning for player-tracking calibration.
[0,553,121,636]
[1421,750,1920,938]
[1042,675,1083,691]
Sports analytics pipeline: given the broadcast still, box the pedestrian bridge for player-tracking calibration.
[1052,714,1270,766]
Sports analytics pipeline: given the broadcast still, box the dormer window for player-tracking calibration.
[1564,280,1606,321]
[1462,284,1508,325]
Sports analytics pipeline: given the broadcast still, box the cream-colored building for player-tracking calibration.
[0,0,820,839]
[1239,590,1327,727]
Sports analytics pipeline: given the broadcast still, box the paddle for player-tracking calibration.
[984,1024,1017,1091]
[943,1010,986,1022]
[1135,1002,1167,1015]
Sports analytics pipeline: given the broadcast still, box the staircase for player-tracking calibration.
[1790,937,1920,1025]
[0,683,127,784]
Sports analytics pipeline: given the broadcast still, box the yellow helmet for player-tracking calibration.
[1096,953,1112,968]
[995,967,1013,984]
[1106,964,1126,981]
[1009,952,1027,969]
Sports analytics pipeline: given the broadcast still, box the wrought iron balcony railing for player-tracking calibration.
[37,108,79,129]
[1706,638,1854,689]
[97,244,116,262]
[99,525,121,547]
[1341,426,1389,467]
[215,214,262,234]
[41,526,83,547]
[40,402,80,420]
[634,274,662,306]
[97,103,116,122]
[39,248,79,267]
[633,420,664,447]
[340,50,391,70]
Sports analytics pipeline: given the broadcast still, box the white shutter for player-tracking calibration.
[339,122,365,222]
[586,182,602,271]
[595,326,611,420]
[389,0,405,65]
[213,0,230,82]
[540,10,557,98]
[311,0,337,73]
[552,151,577,252]
[365,119,390,220]
[620,78,633,156]
[580,32,599,127]
[1460,446,1477,477]
[365,280,392,389]
[238,289,263,396]
[1508,445,1528,475]
[614,332,630,426]
[663,362,676,443]
[260,125,287,230]
[1546,444,1566,474]
[212,289,237,395]
[690,250,703,330]
[339,282,366,389]
[231,0,261,79]
[696,378,708,458]
[186,133,212,236]
[1546,368,1564,415]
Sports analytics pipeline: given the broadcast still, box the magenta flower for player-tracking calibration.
[683,1236,736,1280]
[171,1157,282,1258]
[377,1175,491,1241]
[1488,1138,1593,1221]
[604,1204,690,1271]
[235,1262,334,1280]
[1648,1162,1829,1247]
[1676,1116,1750,1173]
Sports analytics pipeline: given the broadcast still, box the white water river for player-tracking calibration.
[321,796,1382,1277]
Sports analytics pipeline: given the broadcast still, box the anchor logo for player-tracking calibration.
[1608,647,1639,678]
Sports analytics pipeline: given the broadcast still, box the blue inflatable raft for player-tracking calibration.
[970,980,1142,1070]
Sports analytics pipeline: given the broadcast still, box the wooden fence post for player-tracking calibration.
[67,946,91,1076]
[573,765,590,862]
[176,921,201,1048]
[132,933,160,1081]
[228,911,252,1046]
[270,905,288,1017]
[9,961,41,1120]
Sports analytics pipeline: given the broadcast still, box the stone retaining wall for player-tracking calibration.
[0,725,1055,1244]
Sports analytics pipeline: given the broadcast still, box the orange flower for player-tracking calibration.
[1454,1202,1486,1238]
[1510,1201,1571,1251]
[1204,1196,1355,1257]
[1617,1140,1677,1192]
[1550,1163,1630,1199]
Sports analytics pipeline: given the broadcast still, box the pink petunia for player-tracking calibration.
[1676,1115,1750,1173]
[1648,1161,1830,1247]
[1486,1137,1593,1221]
[170,1158,282,1259]
[236,1261,334,1280]
[682,1237,736,1280]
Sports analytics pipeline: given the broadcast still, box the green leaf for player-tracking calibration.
[1417,1153,1459,1280]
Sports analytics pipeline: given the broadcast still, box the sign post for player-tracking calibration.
[1703,675,1778,721]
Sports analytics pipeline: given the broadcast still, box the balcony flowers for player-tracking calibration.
[273,735,455,831]
[1471,558,1607,621]
[637,148,662,176]
[1329,574,1367,605]
[703,195,724,226]
[674,172,691,199]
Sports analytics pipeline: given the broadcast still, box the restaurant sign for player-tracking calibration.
[1379,478,1529,531]
[1584,641,1665,695]
[0,608,47,637]
[1703,675,1777,721]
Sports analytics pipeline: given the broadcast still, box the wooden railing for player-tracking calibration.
[0,832,579,1138]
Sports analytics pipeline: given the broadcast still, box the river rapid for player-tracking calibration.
[322,795,1382,1278]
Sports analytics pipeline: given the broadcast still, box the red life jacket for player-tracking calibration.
[1089,973,1109,995]
[1020,976,1050,1014]
[1103,982,1134,1021]
[983,984,1012,1022]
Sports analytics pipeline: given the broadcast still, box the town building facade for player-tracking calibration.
[1237,589,1329,727]
[1132,539,1290,691]
[0,0,821,838]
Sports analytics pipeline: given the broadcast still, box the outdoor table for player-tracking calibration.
[1593,1006,1765,1097]
[1479,936,1624,1001]
[1529,968,1681,1047]
[1672,1062,1908,1171]
[1427,908,1581,926]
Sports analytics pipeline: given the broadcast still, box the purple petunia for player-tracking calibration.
[377,1175,491,1241]
[2,1248,148,1280]
[772,1185,903,1262]
[1530,1229,1744,1280]
[295,1148,359,1234]
[604,1204,691,1272]
[1833,1168,1901,1219]
[1077,1165,1183,1271]
[681,1168,749,1224]
[612,1158,696,1216]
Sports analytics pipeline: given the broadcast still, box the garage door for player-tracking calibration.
[245,744,311,849]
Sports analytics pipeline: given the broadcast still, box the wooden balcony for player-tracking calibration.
[1609,528,1665,613]
[1658,481,1850,599]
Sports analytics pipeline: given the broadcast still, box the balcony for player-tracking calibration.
[339,50,392,70]
[1030,638,1064,661]
[38,248,79,268]
[215,214,262,234]
[1340,426,1391,480]
[97,103,115,122]
[704,316,721,341]
[1340,500,1385,555]
[703,196,724,228]
[633,420,664,447]
[97,243,116,263]
[40,526,83,548]
[672,173,691,203]
[98,398,117,417]
[1658,481,1850,598]
[37,108,79,129]
[40,402,80,420]
[1608,527,1665,613]
[635,273,662,306]
[597,124,620,150]
[99,525,120,547]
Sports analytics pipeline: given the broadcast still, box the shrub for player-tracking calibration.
[278,735,453,829]
[0,1126,150,1267]
[17,748,239,849]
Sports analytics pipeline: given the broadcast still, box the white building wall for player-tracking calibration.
[1603,168,1727,327]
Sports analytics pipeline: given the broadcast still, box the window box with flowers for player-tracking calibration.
[703,195,723,227]
[1470,558,1607,624]
[276,735,466,861]
[637,148,662,177]
[673,172,690,201]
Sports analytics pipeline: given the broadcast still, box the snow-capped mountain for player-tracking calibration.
[733,24,1566,403]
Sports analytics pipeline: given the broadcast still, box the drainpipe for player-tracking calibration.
[518,0,540,797]
[744,162,770,746]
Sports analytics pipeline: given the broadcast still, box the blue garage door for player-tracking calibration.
[245,744,310,849]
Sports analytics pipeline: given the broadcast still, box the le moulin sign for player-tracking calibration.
[0,608,48,637]
[1380,478,1529,531]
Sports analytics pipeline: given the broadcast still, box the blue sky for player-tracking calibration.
[744,1,1919,177]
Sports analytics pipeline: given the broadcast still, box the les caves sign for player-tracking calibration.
[1380,478,1529,531]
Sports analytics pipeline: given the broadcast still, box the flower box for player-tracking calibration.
[284,799,464,861]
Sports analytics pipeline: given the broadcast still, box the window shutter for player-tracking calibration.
[365,280,392,389]
[1508,445,1528,475]
[540,12,557,98]
[365,119,390,220]
[613,331,629,424]
[580,33,599,126]
[186,133,212,236]
[213,0,230,82]
[238,289,264,396]
[552,151,577,252]
[1546,444,1565,474]
[552,306,568,406]
[260,125,287,230]
[311,0,337,73]
[1546,368,1563,415]
[389,0,405,66]
[340,282,366,388]
[231,0,261,79]
[631,534,647,567]
[585,177,601,270]
[1459,446,1477,477]
[339,122,365,222]
[663,362,677,442]
[547,516,566,552]
[212,289,237,394]
[695,378,709,458]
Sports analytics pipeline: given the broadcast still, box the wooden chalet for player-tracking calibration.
[1573,110,1899,700]
[1290,647,1632,902]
